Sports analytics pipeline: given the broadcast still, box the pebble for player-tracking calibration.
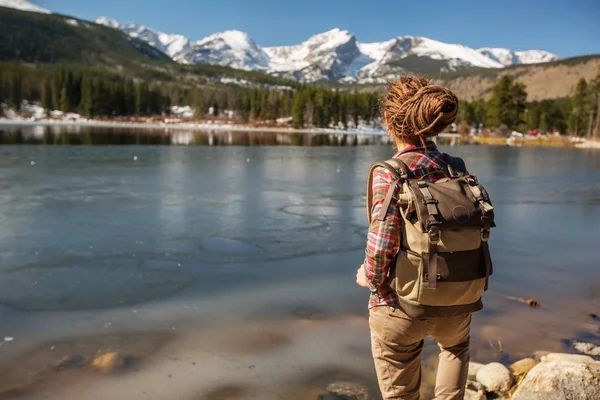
[91,352,122,373]
[476,362,514,393]
[55,355,85,371]
[323,381,372,400]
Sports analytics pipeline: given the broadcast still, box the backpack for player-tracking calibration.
[366,156,495,318]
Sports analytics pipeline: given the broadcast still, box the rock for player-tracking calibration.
[512,393,563,400]
[476,362,514,393]
[532,350,550,362]
[466,380,486,392]
[91,352,122,373]
[464,388,486,400]
[321,381,373,400]
[468,362,485,379]
[572,341,600,357]
[509,358,538,375]
[54,355,85,371]
[512,358,600,400]
[542,352,596,364]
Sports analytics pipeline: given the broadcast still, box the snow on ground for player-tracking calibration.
[170,106,194,118]
[20,102,47,119]
[0,0,50,14]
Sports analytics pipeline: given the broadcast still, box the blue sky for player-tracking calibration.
[36,0,599,57]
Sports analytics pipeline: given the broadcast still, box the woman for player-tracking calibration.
[357,76,477,400]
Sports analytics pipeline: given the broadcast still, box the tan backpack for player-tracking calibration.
[366,157,495,318]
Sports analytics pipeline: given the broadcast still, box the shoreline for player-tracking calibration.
[0,117,390,136]
[2,118,598,149]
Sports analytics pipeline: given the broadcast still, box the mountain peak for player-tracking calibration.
[0,0,50,14]
[96,16,562,83]
[96,16,120,29]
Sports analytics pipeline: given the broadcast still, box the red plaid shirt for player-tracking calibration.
[363,141,466,308]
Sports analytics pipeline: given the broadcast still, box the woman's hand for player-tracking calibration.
[356,264,369,288]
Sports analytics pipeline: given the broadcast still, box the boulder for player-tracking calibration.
[509,358,538,375]
[512,356,600,400]
[476,362,514,393]
[542,352,596,364]
[468,362,485,379]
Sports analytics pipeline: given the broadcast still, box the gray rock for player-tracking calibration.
[322,381,373,400]
[466,380,486,393]
[512,357,600,400]
[572,341,600,357]
[476,362,514,393]
[464,388,486,400]
[54,355,85,370]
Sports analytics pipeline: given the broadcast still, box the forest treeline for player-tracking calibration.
[1,62,599,136]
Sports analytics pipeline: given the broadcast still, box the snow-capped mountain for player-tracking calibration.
[0,0,50,13]
[98,17,561,83]
[96,17,191,62]
[477,48,560,66]
[96,17,267,70]
[188,30,269,70]
[265,29,370,81]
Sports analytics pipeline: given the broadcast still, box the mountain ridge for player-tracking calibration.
[0,1,564,83]
[94,18,561,83]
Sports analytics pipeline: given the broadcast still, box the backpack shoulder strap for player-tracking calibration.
[366,159,411,224]
[440,155,468,178]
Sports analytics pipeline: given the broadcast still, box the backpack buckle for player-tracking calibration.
[428,227,441,244]
[481,228,491,242]
[424,273,442,281]
[417,180,429,188]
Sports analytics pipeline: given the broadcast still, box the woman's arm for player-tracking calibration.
[361,167,401,291]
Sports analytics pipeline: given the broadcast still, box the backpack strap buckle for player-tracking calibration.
[466,176,479,186]
[481,228,491,242]
[428,227,440,244]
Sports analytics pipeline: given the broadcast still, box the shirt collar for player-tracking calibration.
[394,140,439,157]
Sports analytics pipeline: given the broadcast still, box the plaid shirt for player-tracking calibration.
[364,141,465,308]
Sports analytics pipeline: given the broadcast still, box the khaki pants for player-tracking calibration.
[369,306,472,400]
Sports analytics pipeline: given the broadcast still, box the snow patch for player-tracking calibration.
[0,0,50,14]
[170,105,194,118]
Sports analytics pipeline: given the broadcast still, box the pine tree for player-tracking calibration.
[569,78,589,136]
[259,90,272,120]
[591,69,600,138]
[41,79,52,110]
[79,77,93,117]
[9,72,23,110]
[292,89,306,129]
[59,87,70,112]
[487,76,527,129]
